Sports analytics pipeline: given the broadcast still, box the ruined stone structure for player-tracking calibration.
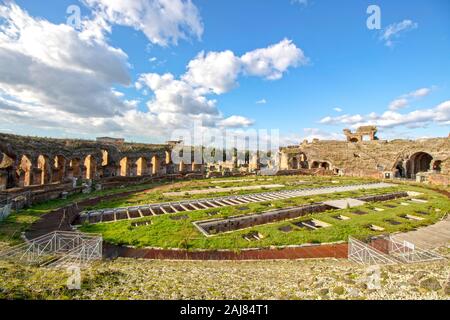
[279,127,450,185]
[343,126,378,143]
[0,133,207,195]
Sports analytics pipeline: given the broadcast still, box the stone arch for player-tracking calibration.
[18,155,33,187]
[311,161,320,169]
[151,155,160,175]
[393,160,406,178]
[119,157,130,177]
[165,151,172,165]
[136,157,147,176]
[101,150,109,166]
[69,158,81,178]
[406,152,433,179]
[291,157,299,169]
[432,160,442,172]
[1,152,16,189]
[333,168,342,175]
[84,155,97,180]
[192,161,202,172]
[53,155,66,183]
[179,160,186,173]
[37,155,51,185]
[320,162,331,170]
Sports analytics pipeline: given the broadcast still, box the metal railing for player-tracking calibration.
[348,235,445,266]
[0,231,102,268]
[348,237,397,265]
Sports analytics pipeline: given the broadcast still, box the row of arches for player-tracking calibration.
[16,154,98,187]
[287,153,334,171]
[311,161,331,170]
[0,148,207,190]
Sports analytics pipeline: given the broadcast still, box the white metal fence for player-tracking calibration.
[348,235,445,266]
[0,231,102,268]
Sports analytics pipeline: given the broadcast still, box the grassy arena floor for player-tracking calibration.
[0,176,449,250]
[78,176,450,250]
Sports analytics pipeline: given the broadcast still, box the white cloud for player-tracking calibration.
[182,50,242,94]
[83,0,203,46]
[319,100,450,129]
[409,87,431,98]
[320,114,363,125]
[137,73,218,116]
[380,19,418,47]
[182,39,307,94]
[388,87,433,110]
[0,3,131,118]
[0,4,307,140]
[135,39,306,131]
[333,107,343,112]
[389,98,409,111]
[218,115,254,128]
[241,38,308,80]
[256,99,267,104]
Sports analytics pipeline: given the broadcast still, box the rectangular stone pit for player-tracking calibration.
[128,209,141,219]
[194,203,334,236]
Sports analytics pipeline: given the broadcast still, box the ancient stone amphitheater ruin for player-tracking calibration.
[278,127,449,186]
[0,134,204,207]
[0,127,449,209]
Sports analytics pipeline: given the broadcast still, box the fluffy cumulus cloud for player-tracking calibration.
[137,73,218,115]
[0,3,131,119]
[182,39,306,93]
[0,3,207,138]
[135,39,306,130]
[83,0,204,46]
[380,20,418,47]
[182,50,242,94]
[0,3,306,140]
[241,39,308,80]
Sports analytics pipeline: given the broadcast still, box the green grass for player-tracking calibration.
[80,182,450,250]
[2,175,448,250]
[84,176,377,210]
[0,179,178,244]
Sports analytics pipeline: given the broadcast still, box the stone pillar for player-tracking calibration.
[130,162,138,176]
[32,167,42,185]
[0,171,7,191]
[179,161,186,173]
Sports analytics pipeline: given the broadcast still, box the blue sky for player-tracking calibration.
[1,0,449,144]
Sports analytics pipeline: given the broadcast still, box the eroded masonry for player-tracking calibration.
[0,134,205,207]
[0,126,449,207]
[278,126,449,185]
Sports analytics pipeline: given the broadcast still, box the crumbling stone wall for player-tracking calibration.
[0,133,193,191]
[279,128,449,185]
